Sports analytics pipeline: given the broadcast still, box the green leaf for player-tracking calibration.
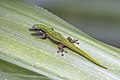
[0,59,50,80]
[0,0,120,80]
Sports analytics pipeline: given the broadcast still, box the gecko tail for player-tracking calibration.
[80,53,107,69]
[87,56,107,69]
[95,62,107,69]
[65,40,107,69]
[71,46,108,69]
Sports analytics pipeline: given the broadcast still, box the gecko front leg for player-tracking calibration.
[57,44,67,56]
[37,33,47,39]
[30,29,47,39]
[67,37,79,44]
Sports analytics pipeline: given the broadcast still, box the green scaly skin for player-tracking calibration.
[30,24,107,69]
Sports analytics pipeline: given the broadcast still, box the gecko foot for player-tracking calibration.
[57,44,67,56]
[57,50,67,56]
[67,37,79,44]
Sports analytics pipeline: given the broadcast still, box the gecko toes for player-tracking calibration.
[76,39,78,41]
[65,51,67,53]
[77,42,79,44]
[61,54,64,56]
[57,50,67,56]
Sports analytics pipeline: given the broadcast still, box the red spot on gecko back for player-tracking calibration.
[55,34,57,36]
[52,32,54,34]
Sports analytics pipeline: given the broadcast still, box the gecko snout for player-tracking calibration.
[32,24,39,28]
[29,24,41,31]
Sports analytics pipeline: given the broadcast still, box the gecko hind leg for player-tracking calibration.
[67,37,79,44]
[57,44,67,56]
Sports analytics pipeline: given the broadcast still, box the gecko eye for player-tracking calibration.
[32,24,36,28]
[32,24,41,30]
[51,28,54,30]
[33,24,39,27]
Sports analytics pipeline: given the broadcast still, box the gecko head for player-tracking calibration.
[29,24,47,32]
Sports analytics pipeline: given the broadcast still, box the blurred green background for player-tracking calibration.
[25,0,120,48]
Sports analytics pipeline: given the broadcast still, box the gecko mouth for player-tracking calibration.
[29,28,41,31]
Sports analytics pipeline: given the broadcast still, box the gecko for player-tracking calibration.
[29,24,107,69]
